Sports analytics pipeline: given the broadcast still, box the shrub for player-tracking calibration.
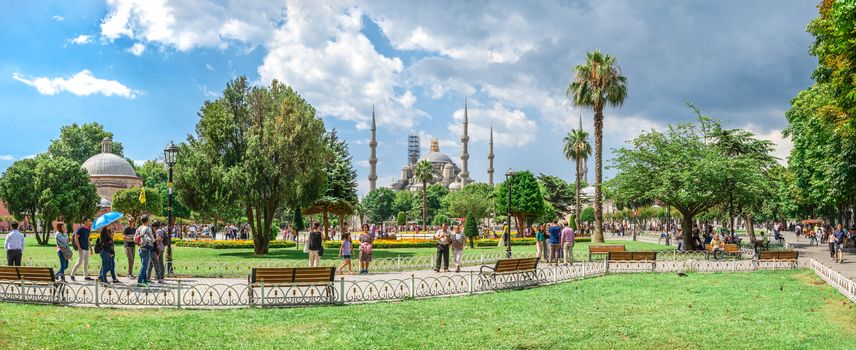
[173,239,297,249]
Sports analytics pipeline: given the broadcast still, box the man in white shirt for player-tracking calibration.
[4,222,25,266]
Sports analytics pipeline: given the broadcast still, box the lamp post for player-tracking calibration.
[505,169,514,259]
[163,141,178,275]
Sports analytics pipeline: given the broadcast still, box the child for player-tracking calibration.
[338,232,354,275]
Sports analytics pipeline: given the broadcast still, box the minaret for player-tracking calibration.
[368,105,378,192]
[487,125,494,185]
[459,98,470,187]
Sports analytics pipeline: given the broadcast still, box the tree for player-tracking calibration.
[112,187,163,222]
[425,183,450,222]
[446,183,494,221]
[396,211,406,225]
[303,130,358,238]
[30,155,99,244]
[432,214,450,226]
[174,142,240,228]
[175,77,328,254]
[0,158,38,232]
[361,188,395,224]
[464,211,478,248]
[609,121,740,250]
[136,160,191,219]
[807,0,856,136]
[412,160,435,227]
[48,122,124,164]
[392,190,418,222]
[568,49,628,243]
[580,207,595,223]
[495,171,545,235]
[563,128,592,230]
[536,174,575,221]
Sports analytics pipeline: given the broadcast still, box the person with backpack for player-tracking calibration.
[135,215,155,285]
[96,227,118,283]
[307,222,323,267]
[147,221,166,283]
[123,217,137,278]
[69,218,93,281]
[358,224,373,274]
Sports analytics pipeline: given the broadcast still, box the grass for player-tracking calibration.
[1,269,854,349]
[0,236,671,276]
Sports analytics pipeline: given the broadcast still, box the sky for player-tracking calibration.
[0,0,819,196]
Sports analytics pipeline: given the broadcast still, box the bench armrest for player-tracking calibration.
[479,265,496,274]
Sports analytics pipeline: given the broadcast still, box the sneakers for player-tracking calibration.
[84,277,93,281]
[69,276,76,281]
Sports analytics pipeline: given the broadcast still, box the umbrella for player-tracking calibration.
[92,211,124,231]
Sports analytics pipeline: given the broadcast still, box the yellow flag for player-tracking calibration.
[139,187,146,204]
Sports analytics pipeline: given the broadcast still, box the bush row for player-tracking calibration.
[173,240,297,249]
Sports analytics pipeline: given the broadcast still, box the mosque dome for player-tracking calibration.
[421,138,455,165]
[81,137,138,178]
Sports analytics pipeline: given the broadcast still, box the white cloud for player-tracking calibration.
[126,42,146,56]
[745,126,792,165]
[448,102,537,147]
[0,155,16,161]
[205,64,214,71]
[52,15,64,22]
[69,35,92,45]
[356,159,370,168]
[13,70,140,98]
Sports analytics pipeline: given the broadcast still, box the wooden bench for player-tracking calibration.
[479,258,540,289]
[588,245,625,261]
[704,244,741,259]
[0,266,62,304]
[607,251,657,272]
[757,250,799,262]
[248,267,336,305]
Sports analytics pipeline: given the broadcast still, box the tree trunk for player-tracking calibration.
[680,214,694,251]
[422,180,427,228]
[322,211,329,240]
[593,107,604,243]
[35,214,49,245]
[575,153,582,231]
[744,213,756,243]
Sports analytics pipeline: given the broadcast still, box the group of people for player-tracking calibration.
[531,220,577,265]
[302,222,375,275]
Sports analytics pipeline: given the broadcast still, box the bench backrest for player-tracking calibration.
[758,250,799,261]
[251,267,335,284]
[493,258,539,273]
[608,251,657,261]
[705,244,739,252]
[0,266,55,283]
[589,245,625,253]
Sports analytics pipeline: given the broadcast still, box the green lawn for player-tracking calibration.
[0,236,671,276]
[1,270,854,349]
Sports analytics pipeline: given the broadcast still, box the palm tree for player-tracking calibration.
[563,128,591,231]
[567,49,628,243]
[412,160,435,229]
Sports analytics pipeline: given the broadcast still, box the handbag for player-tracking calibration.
[318,245,325,257]
[303,239,310,253]
[61,245,73,260]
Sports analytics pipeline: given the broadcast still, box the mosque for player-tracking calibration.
[81,137,143,211]
[368,99,494,192]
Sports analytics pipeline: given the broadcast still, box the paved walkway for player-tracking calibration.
[780,230,856,280]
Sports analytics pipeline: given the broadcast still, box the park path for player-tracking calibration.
[780,230,856,280]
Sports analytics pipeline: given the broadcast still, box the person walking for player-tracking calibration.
[147,221,166,283]
[827,227,835,260]
[535,224,547,261]
[451,225,466,273]
[4,221,24,266]
[97,227,118,283]
[833,224,847,263]
[135,216,155,285]
[337,230,353,275]
[307,222,323,267]
[123,218,137,278]
[561,221,575,265]
[358,224,373,274]
[55,223,72,281]
[434,223,452,272]
[69,218,93,281]
[548,221,562,266]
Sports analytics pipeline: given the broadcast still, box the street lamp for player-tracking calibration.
[505,169,514,259]
[163,141,178,275]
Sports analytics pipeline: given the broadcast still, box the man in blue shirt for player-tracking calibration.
[548,220,562,265]
[833,224,847,264]
[4,222,24,266]
[69,218,93,281]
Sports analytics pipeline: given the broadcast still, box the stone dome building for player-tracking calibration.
[81,137,142,209]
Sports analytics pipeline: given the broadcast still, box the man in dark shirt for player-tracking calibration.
[69,218,93,281]
[123,217,137,278]
[833,224,847,263]
[548,220,562,265]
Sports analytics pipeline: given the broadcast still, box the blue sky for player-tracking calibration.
[0,0,818,196]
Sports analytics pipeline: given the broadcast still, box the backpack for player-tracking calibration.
[94,238,102,254]
[134,232,142,245]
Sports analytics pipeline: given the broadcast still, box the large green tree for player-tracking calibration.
[807,0,856,136]
[0,158,38,232]
[536,174,575,222]
[446,183,494,222]
[567,50,628,243]
[425,183,450,223]
[48,122,124,164]
[412,160,435,227]
[361,188,396,224]
[563,127,592,230]
[392,190,418,223]
[303,130,358,238]
[495,171,545,235]
[609,121,742,250]
[136,160,191,219]
[33,155,99,244]
[175,76,328,254]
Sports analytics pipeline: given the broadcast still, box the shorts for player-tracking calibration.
[343,255,351,259]
[360,252,372,262]
[835,243,845,252]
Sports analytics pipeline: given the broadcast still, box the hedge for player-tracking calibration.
[173,240,297,249]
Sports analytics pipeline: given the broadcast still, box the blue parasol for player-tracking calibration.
[92,211,124,231]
